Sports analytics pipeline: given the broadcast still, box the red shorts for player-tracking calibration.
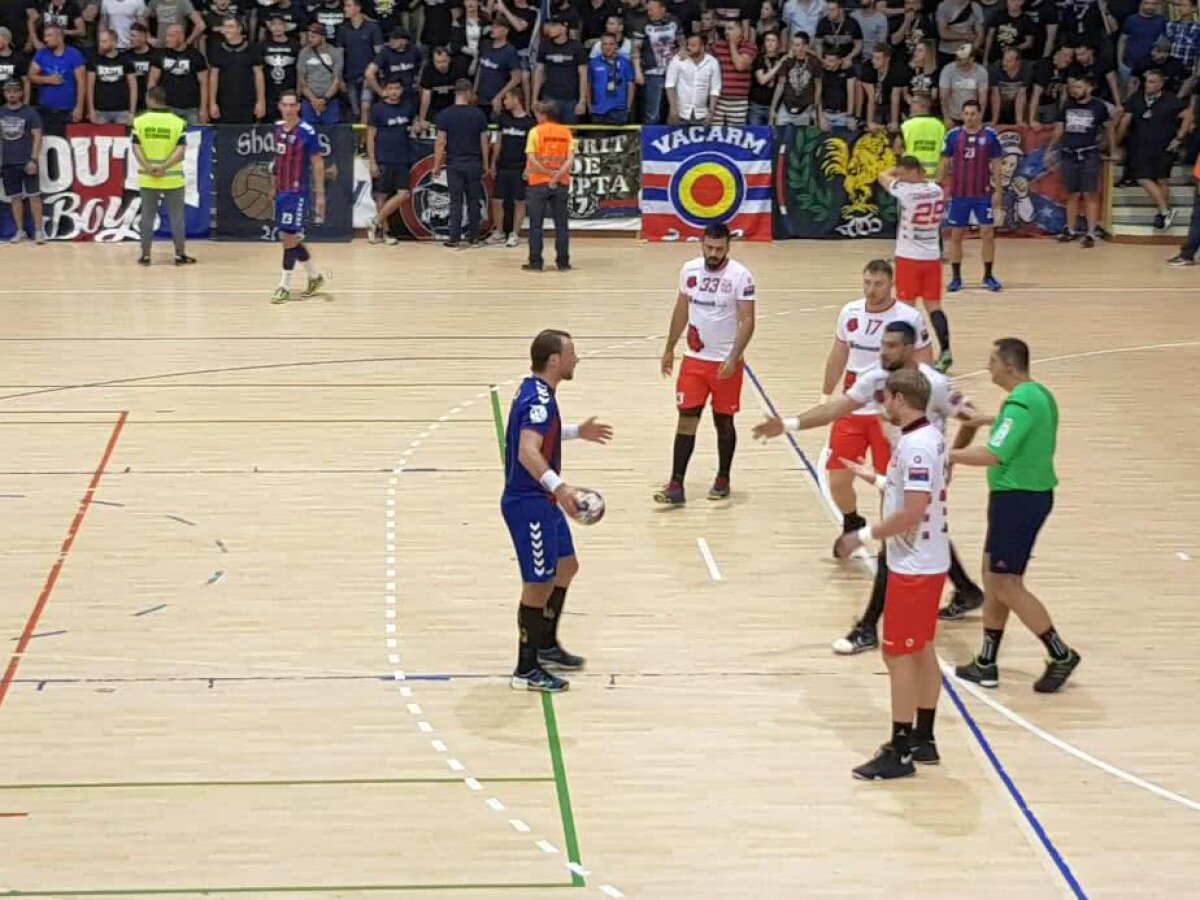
[827,414,890,473]
[676,356,743,414]
[895,256,942,303]
[882,571,947,656]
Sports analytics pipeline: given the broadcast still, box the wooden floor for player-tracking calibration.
[0,237,1197,899]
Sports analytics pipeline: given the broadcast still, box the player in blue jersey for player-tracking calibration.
[270,90,329,305]
[937,99,1004,293]
[502,329,613,693]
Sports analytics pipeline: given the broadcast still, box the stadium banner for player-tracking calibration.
[214,124,354,242]
[568,128,640,229]
[772,126,899,240]
[988,125,1077,237]
[376,134,497,241]
[640,125,773,242]
[0,123,213,242]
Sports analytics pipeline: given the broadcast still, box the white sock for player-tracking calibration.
[279,269,293,289]
[302,258,316,277]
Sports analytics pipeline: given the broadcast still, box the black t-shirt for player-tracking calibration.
[1058,97,1109,150]
[1034,58,1070,114]
[748,51,781,106]
[496,109,532,168]
[505,3,539,52]
[580,0,617,42]
[419,0,460,47]
[155,46,208,109]
[373,43,422,91]
[0,0,38,50]
[38,0,80,37]
[666,0,700,35]
[123,46,156,108]
[859,59,910,121]
[1057,0,1106,49]
[88,50,132,111]
[815,15,862,59]
[203,2,245,58]
[907,66,936,97]
[537,37,585,101]
[1126,91,1185,149]
[820,63,850,110]
[1069,58,1115,103]
[888,10,937,61]
[550,1,582,37]
[261,36,298,101]
[419,59,460,115]
[0,49,27,86]
[780,54,821,112]
[211,39,261,113]
[711,0,753,25]
[986,9,1034,61]
[1133,55,1187,96]
[1022,0,1058,58]
[261,0,307,38]
[436,101,487,162]
[988,60,1031,123]
[308,0,344,36]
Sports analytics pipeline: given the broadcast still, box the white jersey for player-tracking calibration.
[884,420,949,575]
[834,299,931,416]
[889,180,945,262]
[846,362,970,430]
[679,258,757,363]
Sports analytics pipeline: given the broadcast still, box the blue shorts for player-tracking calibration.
[502,495,575,584]
[985,490,1054,576]
[946,197,994,228]
[275,191,307,234]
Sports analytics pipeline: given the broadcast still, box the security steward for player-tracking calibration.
[131,85,195,266]
[521,99,576,272]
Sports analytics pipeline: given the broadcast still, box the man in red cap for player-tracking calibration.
[297,21,345,126]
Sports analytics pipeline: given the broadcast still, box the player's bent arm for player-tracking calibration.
[784,395,860,431]
[821,338,849,396]
[862,490,929,541]
[949,444,999,467]
[877,167,897,191]
[952,421,979,450]
[518,428,578,512]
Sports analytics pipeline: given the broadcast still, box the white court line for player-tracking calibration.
[953,340,1200,380]
[696,537,723,581]
[13,286,1200,296]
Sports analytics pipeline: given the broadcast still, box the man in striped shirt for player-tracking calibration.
[937,98,1004,292]
[709,20,756,124]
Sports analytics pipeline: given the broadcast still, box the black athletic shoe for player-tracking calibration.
[442,240,462,249]
[1056,229,1077,243]
[1080,234,1095,249]
[939,588,984,620]
[955,657,999,688]
[137,254,151,266]
[852,744,915,781]
[510,667,569,692]
[522,262,544,272]
[910,738,940,765]
[556,263,572,272]
[1033,649,1081,694]
[174,254,197,265]
[538,645,586,670]
[831,622,879,655]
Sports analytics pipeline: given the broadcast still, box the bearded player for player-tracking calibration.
[879,155,954,373]
[270,90,328,305]
[754,321,984,653]
[654,223,757,505]
[818,259,932,551]
[502,330,613,693]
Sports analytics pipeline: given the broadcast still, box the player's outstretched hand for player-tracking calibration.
[833,530,864,559]
[660,349,675,378]
[752,417,784,441]
[839,456,877,485]
[554,483,580,517]
[579,416,613,444]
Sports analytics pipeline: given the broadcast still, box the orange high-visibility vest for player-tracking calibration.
[525,122,574,187]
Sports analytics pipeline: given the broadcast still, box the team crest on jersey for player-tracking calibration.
[846,317,859,332]
[686,275,697,288]
[529,404,548,423]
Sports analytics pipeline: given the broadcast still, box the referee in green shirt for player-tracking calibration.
[948,338,1081,694]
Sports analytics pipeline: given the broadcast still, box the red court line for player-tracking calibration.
[0,411,128,711]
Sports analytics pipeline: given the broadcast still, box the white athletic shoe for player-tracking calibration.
[505,233,519,248]
[9,230,25,244]
[1163,207,1178,230]
[385,235,399,245]
[366,218,382,244]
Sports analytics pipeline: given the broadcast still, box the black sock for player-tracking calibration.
[842,510,865,532]
[714,413,736,479]
[929,309,951,353]
[517,604,544,673]
[892,721,912,757]
[671,432,696,483]
[984,261,994,278]
[543,585,567,649]
[948,545,979,594]
[1039,627,1070,662]
[951,262,962,280]
[860,550,887,631]
[914,707,936,742]
[502,201,514,235]
[979,627,1004,665]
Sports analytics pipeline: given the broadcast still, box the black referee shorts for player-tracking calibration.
[985,490,1054,576]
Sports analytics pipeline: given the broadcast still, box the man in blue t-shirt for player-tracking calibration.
[433,78,489,246]
[0,78,45,243]
[475,18,520,119]
[28,23,84,135]
[1117,0,1167,77]
[587,33,635,123]
[365,76,416,244]
[501,329,613,693]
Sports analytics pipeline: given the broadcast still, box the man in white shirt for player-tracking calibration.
[782,0,826,45]
[665,31,720,123]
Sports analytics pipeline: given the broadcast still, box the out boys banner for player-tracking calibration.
[0,124,213,242]
[640,125,773,241]
[213,124,354,241]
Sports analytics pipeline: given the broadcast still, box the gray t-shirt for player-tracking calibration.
[148,0,196,42]
[851,9,888,59]
[298,44,344,98]
[939,61,988,119]
[935,0,982,56]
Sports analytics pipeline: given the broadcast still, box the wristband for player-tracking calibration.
[540,470,563,492]
[563,423,580,440]
[873,474,886,492]
[857,525,874,544]
[784,416,800,432]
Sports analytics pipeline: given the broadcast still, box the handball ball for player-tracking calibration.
[573,489,606,526]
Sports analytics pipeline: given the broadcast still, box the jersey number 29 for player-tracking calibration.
[911,200,945,226]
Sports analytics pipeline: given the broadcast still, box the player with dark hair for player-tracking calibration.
[655,222,757,505]
[949,337,1081,693]
[502,329,613,693]
[269,89,327,305]
[937,98,1004,292]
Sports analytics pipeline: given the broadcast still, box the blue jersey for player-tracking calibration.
[503,375,561,501]
[942,126,1002,199]
[273,119,322,195]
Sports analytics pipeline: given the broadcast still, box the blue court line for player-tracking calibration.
[744,361,1087,900]
[10,630,67,641]
[132,604,168,617]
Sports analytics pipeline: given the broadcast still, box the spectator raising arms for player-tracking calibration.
[748,28,784,125]
[710,19,755,124]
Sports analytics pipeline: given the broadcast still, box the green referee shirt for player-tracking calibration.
[986,381,1059,492]
[901,115,946,176]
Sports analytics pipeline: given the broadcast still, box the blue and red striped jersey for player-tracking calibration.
[941,126,1002,199]
[272,120,322,195]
